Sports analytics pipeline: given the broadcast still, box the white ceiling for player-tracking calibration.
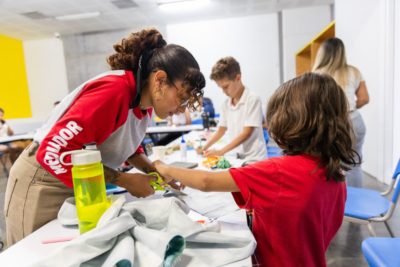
[0,0,333,40]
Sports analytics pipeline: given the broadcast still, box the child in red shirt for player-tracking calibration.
[155,73,358,266]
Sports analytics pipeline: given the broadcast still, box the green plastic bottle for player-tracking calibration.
[70,150,109,234]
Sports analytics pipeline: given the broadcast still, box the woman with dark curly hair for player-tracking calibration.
[4,28,205,246]
[153,73,357,267]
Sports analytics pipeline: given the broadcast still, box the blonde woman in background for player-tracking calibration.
[313,37,369,187]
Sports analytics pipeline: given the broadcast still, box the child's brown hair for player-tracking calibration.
[266,72,358,182]
[210,56,241,81]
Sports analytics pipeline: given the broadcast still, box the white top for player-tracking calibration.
[342,67,364,111]
[171,112,187,125]
[219,87,266,161]
[0,122,10,138]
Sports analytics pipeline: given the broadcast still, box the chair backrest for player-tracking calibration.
[263,128,269,144]
[202,97,215,118]
[391,159,400,204]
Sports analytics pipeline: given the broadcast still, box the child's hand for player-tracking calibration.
[204,149,224,157]
[196,146,204,155]
[154,160,174,183]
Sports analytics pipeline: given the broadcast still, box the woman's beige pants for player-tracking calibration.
[4,142,73,247]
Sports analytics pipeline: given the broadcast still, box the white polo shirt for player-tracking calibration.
[219,87,266,161]
[171,112,187,125]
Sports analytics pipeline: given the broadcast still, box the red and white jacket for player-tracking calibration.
[34,70,152,187]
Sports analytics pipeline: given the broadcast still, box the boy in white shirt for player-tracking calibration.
[197,57,266,161]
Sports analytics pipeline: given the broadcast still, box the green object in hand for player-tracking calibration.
[217,157,231,169]
[148,172,166,190]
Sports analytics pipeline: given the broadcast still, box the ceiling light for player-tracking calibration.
[158,0,210,11]
[111,0,139,9]
[55,11,101,21]
[21,11,51,20]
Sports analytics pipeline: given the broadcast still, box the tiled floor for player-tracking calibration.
[0,160,398,267]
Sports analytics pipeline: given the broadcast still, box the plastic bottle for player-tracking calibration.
[62,149,109,233]
[180,135,187,161]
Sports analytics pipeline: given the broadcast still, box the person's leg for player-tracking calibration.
[346,112,366,187]
[22,169,74,237]
[4,143,73,247]
[0,144,9,152]
[4,149,34,246]
[9,141,30,164]
[8,147,23,164]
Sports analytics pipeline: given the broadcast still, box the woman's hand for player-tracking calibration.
[117,172,156,198]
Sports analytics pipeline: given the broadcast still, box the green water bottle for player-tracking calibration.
[62,150,110,233]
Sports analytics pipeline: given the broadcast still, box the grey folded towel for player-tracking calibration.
[31,196,255,267]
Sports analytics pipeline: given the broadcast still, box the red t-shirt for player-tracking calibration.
[229,155,346,267]
[35,71,151,187]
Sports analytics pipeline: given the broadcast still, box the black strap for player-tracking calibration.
[130,49,155,109]
[130,54,144,109]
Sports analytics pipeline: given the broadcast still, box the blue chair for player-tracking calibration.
[263,128,269,144]
[362,237,400,267]
[191,118,203,125]
[266,146,282,158]
[344,158,400,237]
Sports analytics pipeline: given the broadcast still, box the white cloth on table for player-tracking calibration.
[30,196,256,267]
[181,188,240,219]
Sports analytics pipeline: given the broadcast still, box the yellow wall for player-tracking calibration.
[0,34,31,119]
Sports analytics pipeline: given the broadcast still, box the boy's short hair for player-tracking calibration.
[210,56,241,81]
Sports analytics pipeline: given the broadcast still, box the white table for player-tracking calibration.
[146,124,203,134]
[0,133,35,144]
[0,192,252,267]
[0,136,253,267]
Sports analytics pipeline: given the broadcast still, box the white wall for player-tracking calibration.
[62,25,167,90]
[336,0,398,183]
[24,38,69,120]
[394,0,400,171]
[166,14,280,114]
[282,5,332,81]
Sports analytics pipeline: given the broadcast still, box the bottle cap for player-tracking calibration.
[83,142,97,150]
[72,150,102,166]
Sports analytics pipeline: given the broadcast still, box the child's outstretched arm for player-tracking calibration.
[154,160,239,192]
[205,127,254,157]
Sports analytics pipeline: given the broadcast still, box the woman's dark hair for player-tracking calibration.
[266,72,358,182]
[107,28,205,110]
[210,56,241,81]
